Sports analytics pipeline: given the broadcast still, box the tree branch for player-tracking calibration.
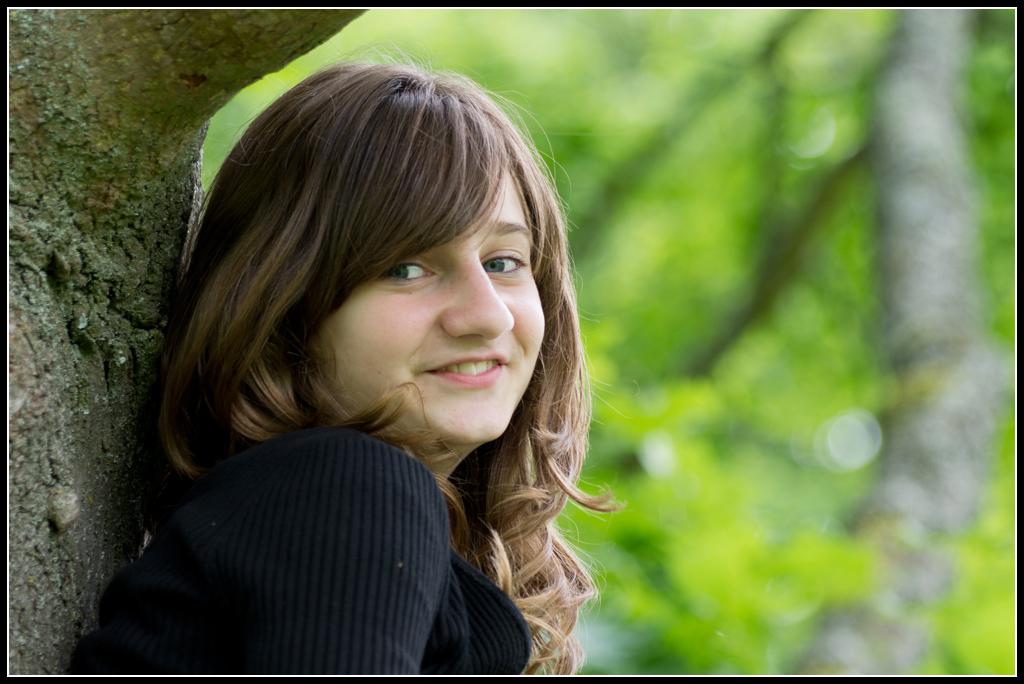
[680,147,866,378]
[569,9,813,262]
[10,9,366,218]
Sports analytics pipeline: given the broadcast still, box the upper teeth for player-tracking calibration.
[441,360,498,376]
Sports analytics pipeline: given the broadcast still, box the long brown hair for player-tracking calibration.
[160,62,608,674]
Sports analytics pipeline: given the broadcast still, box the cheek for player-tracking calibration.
[320,292,420,402]
[335,302,422,377]
[515,286,546,361]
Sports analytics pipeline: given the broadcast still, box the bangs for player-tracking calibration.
[206,62,565,338]
[310,66,521,302]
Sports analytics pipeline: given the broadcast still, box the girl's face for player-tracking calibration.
[319,178,545,476]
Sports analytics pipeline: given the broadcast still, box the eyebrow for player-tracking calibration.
[490,221,530,237]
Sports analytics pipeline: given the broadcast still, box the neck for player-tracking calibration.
[426,446,473,481]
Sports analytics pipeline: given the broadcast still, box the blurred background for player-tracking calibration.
[201,9,1015,675]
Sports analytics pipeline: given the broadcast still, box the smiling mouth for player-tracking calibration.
[435,360,500,376]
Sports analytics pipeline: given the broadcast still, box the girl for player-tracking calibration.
[74,61,606,675]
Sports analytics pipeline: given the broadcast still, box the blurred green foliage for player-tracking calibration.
[202,9,1015,674]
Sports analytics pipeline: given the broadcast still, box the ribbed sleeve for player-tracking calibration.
[73,428,530,674]
[72,429,457,674]
[221,430,449,673]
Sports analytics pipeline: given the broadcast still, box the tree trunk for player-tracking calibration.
[8,9,364,673]
[800,9,1007,674]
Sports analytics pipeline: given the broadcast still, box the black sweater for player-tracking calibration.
[72,428,531,674]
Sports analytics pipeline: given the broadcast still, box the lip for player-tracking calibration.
[427,358,505,389]
[428,354,509,371]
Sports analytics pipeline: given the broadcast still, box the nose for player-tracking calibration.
[440,264,515,340]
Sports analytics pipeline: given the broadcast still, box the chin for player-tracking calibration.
[439,422,510,457]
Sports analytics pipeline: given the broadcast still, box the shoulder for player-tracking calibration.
[163,428,449,559]
[74,429,452,674]
[210,427,438,496]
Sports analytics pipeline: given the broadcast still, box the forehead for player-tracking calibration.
[424,218,531,260]
[468,174,531,248]
[430,172,529,245]
[492,174,528,225]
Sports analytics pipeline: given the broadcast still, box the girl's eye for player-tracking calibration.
[483,257,520,273]
[386,264,426,280]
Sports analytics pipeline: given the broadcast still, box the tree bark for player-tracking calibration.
[8,9,364,673]
[799,9,1007,674]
